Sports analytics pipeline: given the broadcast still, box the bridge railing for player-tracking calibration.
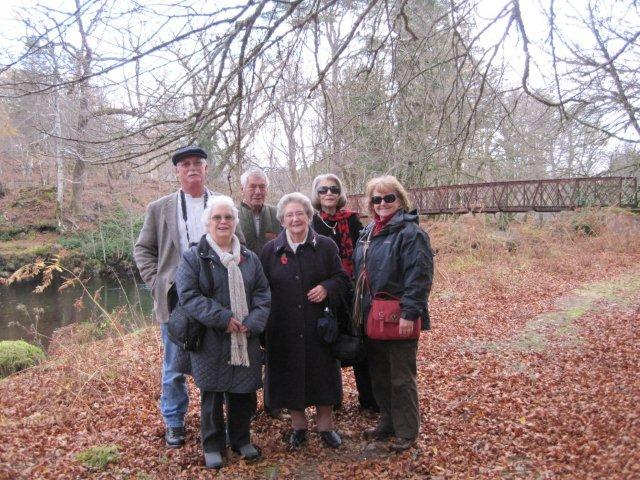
[346,176,638,215]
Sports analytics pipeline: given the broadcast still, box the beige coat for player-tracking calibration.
[134,190,245,323]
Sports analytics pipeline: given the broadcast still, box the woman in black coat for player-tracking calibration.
[310,173,378,413]
[353,175,434,453]
[175,195,270,469]
[261,192,350,449]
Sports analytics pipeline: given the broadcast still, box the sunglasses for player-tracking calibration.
[317,186,341,195]
[371,194,397,205]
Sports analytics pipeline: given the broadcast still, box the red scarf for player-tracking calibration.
[372,213,394,236]
[321,209,356,276]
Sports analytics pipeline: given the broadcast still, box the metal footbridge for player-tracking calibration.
[347,176,638,215]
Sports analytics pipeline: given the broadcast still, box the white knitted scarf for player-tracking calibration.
[206,233,250,367]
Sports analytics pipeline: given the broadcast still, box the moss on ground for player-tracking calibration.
[75,445,120,470]
[0,340,46,378]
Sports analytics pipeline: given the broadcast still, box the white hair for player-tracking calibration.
[276,192,314,223]
[240,168,270,188]
[310,173,348,210]
[202,195,239,229]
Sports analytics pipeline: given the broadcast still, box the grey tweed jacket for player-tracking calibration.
[134,190,245,323]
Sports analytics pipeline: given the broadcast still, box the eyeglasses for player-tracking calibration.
[371,194,397,205]
[211,214,235,222]
[177,159,206,168]
[317,186,341,195]
[284,211,308,220]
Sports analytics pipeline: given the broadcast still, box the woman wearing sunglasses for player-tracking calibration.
[353,175,434,452]
[310,174,379,414]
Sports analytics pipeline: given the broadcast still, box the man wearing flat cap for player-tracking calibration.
[134,145,244,448]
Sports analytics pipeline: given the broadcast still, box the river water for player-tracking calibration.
[0,276,154,348]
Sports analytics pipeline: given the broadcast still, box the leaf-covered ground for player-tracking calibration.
[1,210,639,479]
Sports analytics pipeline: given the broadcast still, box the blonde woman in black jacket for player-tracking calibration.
[353,175,434,452]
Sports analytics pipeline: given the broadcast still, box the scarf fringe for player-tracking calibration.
[207,233,251,367]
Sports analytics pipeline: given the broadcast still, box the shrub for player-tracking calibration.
[60,207,144,269]
[0,340,46,378]
[75,445,119,470]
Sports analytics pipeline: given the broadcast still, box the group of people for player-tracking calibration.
[134,145,434,469]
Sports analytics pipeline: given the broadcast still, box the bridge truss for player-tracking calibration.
[347,177,639,215]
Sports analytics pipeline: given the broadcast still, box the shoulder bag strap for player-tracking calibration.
[196,241,216,298]
[352,228,373,332]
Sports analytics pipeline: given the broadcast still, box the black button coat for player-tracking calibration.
[260,228,350,410]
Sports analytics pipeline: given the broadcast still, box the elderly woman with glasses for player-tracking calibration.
[353,175,434,452]
[310,174,378,414]
[261,192,350,449]
[174,195,270,469]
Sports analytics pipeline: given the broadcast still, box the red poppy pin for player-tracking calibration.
[280,253,288,265]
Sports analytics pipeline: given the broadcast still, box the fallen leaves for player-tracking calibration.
[1,216,640,478]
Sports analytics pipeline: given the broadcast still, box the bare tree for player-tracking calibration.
[0,0,636,198]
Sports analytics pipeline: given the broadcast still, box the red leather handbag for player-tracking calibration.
[357,229,420,341]
[366,292,420,340]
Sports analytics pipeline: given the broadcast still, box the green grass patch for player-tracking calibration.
[75,445,119,470]
[486,271,640,355]
[263,464,279,479]
[0,340,46,378]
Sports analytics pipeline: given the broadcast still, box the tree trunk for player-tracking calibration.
[70,0,92,215]
[53,83,64,221]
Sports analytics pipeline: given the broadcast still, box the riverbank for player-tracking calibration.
[0,185,146,278]
[1,209,639,479]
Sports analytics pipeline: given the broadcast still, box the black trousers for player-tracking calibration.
[353,357,378,410]
[366,338,419,439]
[201,391,256,453]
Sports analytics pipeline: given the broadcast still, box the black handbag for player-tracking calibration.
[331,332,365,366]
[329,288,365,366]
[167,302,206,351]
[167,245,214,352]
[317,307,339,344]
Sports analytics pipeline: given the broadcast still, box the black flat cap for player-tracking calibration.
[171,145,208,165]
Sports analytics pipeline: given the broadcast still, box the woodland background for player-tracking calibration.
[0,0,638,224]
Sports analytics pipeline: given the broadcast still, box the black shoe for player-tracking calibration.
[165,426,185,448]
[288,429,307,448]
[363,426,393,441]
[319,430,342,448]
[389,437,416,452]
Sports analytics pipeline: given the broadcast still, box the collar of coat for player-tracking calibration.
[240,201,261,213]
[362,208,420,236]
[196,234,250,262]
[273,227,319,254]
